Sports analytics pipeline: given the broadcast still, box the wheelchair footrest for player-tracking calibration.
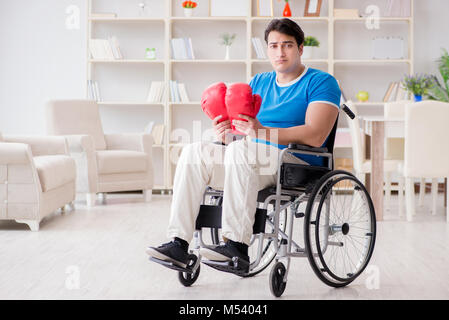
[202,257,249,276]
[149,256,193,274]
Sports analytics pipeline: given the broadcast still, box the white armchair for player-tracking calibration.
[0,132,76,231]
[45,100,154,206]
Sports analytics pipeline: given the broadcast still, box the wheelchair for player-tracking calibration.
[150,104,376,297]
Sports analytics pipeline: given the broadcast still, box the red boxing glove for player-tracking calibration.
[225,83,262,135]
[201,82,228,122]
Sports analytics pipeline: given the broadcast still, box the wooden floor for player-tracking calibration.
[0,192,448,300]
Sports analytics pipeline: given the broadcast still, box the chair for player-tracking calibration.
[0,132,76,231]
[45,100,154,206]
[385,100,432,212]
[346,100,405,215]
[400,101,449,222]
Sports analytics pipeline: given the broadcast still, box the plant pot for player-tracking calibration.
[414,95,422,102]
[184,8,193,17]
[302,46,314,59]
[225,46,230,60]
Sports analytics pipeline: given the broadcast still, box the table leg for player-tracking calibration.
[444,178,447,207]
[371,122,384,221]
[364,133,371,194]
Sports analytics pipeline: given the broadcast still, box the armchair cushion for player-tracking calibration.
[96,150,148,175]
[33,155,76,192]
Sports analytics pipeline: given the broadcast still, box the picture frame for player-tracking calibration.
[209,0,248,17]
[257,0,273,17]
[304,0,322,17]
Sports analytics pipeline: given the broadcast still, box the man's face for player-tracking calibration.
[267,31,303,74]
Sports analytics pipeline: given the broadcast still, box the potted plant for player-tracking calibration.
[427,48,449,102]
[219,33,236,60]
[182,1,197,17]
[402,74,434,102]
[302,36,320,59]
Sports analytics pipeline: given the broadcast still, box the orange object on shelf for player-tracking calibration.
[283,1,292,17]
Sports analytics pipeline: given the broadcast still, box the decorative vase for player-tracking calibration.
[225,45,230,60]
[414,94,422,102]
[283,1,292,17]
[184,8,193,17]
[302,46,314,59]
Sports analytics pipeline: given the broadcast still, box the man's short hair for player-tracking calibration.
[264,18,305,47]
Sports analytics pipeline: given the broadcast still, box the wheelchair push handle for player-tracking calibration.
[341,104,355,120]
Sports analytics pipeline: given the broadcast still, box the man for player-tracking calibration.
[146,18,341,271]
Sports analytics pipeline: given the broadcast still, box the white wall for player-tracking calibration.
[0,0,448,135]
[0,0,87,135]
[414,0,449,75]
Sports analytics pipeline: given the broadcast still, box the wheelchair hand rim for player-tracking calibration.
[305,170,376,286]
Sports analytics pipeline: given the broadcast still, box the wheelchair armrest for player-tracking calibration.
[287,143,328,154]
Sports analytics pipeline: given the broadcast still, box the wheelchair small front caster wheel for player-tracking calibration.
[178,254,200,287]
[269,262,287,297]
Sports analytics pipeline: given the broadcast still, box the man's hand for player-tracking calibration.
[213,115,231,144]
[232,114,267,138]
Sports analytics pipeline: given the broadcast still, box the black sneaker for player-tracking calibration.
[200,241,249,264]
[146,241,189,268]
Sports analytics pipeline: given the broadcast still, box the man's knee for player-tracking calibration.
[224,139,256,166]
[179,141,225,166]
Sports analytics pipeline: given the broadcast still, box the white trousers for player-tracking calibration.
[167,137,308,246]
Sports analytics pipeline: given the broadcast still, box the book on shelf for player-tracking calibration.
[147,81,165,103]
[251,37,266,59]
[169,80,190,103]
[144,122,164,145]
[178,83,190,103]
[87,80,101,102]
[152,124,165,145]
[383,81,411,102]
[395,83,407,101]
[174,81,180,102]
[171,38,195,60]
[383,82,395,102]
[109,36,123,59]
[89,37,123,60]
[334,8,360,19]
[144,121,155,134]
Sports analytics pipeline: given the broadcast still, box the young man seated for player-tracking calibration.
[146,18,341,270]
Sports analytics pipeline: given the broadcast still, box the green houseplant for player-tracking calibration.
[427,48,449,102]
[219,33,236,60]
[401,74,434,102]
[303,36,320,59]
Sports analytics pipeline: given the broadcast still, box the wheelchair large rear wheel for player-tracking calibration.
[304,170,376,287]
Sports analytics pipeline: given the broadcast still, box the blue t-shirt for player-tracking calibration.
[248,66,341,166]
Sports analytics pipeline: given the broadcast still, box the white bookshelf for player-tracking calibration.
[87,0,414,191]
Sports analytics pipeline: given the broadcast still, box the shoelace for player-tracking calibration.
[159,241,174,248]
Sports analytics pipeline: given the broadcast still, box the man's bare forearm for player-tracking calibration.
[262,125,324,147]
